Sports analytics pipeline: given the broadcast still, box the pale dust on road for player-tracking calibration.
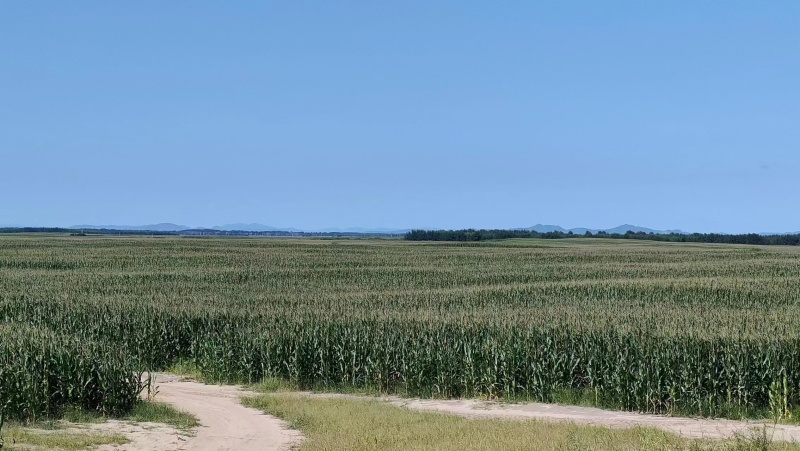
[150,373,303,451]
[23,421,191,451]
[92,421,190,451]
[95,375,800,449]
[100,373,303,451]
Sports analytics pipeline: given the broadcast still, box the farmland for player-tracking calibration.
[1,235,800,423]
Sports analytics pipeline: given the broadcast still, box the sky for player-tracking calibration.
[1,2,798,233]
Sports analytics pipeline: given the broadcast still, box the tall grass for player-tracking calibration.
[0,324,145,421]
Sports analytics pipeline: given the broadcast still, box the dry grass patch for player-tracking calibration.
[243,393,800,451]
[1,426,127,450]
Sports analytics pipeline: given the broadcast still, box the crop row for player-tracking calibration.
[1,236,799,421]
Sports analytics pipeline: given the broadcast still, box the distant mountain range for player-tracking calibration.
[69,223,412,234]
[313,227,413,234]
[71,223,191,232]
[212,223,300,232]
[19,222,799,235]
[212,224,412,233]
[521,224,686,235]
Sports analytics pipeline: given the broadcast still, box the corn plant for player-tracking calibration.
[0,235,799,420]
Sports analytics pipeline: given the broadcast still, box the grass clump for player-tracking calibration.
[250,377,300,393]
[0,426,127,450]
[124,401,199,430]
[165,359,206,383]
[0,401,196,450]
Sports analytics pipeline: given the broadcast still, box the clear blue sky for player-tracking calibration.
[2,2,798,233]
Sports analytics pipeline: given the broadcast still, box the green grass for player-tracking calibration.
[242,393,800,451]
[0,401,196,450]
[12,407,107,431]
[168,359,306,396]
[2,401,198,435]
[166,359,207,383]
[1,426,128,451]
[250,376,301,393]
[245,376,800,426]
[124,401,199,430]
[60,407,106,425]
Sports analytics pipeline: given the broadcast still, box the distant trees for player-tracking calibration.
[404,229,800,246]
[404,229,537,241]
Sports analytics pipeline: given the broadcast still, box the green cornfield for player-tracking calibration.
[1,235,799,421]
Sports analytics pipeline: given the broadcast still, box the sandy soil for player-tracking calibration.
[85,374,302,451]
[92,421,191,451]
[141,374,304,451]
[11,421,190,451]
[47,375,800,449]
[312,393,800,442]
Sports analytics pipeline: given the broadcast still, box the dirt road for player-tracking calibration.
[93,373,304,451]
[99,375,800,449]
[306,393,800,442]
[390,397,800,442]
[146,374,303,451]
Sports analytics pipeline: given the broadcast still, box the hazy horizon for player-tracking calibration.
[2,2,798,234]
[4,221,797,235]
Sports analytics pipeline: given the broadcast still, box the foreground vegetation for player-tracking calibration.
[243,393,800,451]
[0,402,196,450]
[2,236,800,425]
[1,426,127,451]
[0,323,146,420]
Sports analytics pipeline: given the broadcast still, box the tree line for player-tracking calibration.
[404,229,800,245]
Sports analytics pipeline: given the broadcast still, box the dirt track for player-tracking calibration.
[98,375,800,449]
[304,392,800,443]
[150,374,303,451]
[98,374,303,451]
[389,397,800,442]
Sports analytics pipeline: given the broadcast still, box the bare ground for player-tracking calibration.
[96,373,303,451]
[92,421,190,451]
[75,375,800,449]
